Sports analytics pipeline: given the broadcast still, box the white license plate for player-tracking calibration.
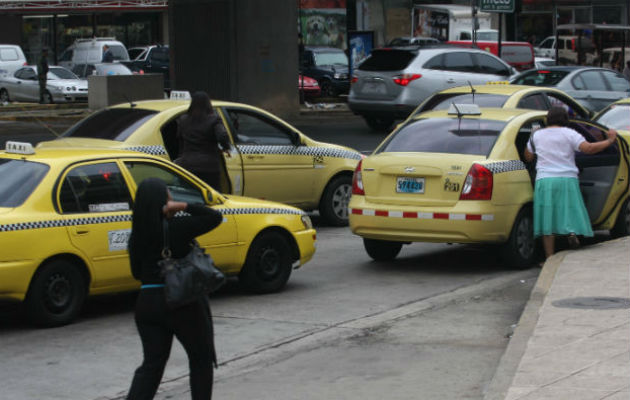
[362,81,387,94]
[396,177,425,193]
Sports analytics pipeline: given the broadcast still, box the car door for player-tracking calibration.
[121,159,239,271]
[436,51,480,87]
[600,70,630,105]
[57,160,135,289]
[10,68,35,102]
[20,67,40,101]
[220,107,315,206]
[568,70,618,112]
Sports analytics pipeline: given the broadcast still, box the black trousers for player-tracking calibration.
[127,289,215,400]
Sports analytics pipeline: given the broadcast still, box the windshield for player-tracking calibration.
[511,70,569,86]
[62,108,158,141]
[314,52,348,66]
[0,159,49,207]
[128,48,146,60]
[596,105,630,131]
[476,31,498,41]
[358,49,416,71]
[419,93,508,113]
[49,67,79,80]
[377,118,505,156]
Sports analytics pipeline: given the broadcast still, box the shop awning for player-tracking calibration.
[0,0,167,11]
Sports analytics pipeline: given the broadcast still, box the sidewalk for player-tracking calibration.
[484,236,630,400]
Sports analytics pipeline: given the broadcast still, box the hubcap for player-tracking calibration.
[516,217,534,258]
[44,273,72,311]
[332,183,352,220]
[258,247,280,281]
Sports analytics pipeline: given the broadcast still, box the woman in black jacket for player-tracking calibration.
[127,178,222,400]
[176,91,232,192]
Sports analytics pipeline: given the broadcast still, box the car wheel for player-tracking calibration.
[363,238,403,261]
[25,260,86,327]
[364,116,394,132]
[239,231,293,294]
[320,81,336,97]
[319,175,352,226]
[611,199,630,238]
[0,88,9,103]
[501,208,536,269]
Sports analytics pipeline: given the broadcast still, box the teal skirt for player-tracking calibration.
[533,177,593,238]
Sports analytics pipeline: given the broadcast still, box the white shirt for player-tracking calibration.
[526,126,585,180]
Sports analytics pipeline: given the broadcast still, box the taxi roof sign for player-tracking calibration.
[5,141,35,155]
[170,90,191,100]
[448,103,481,116]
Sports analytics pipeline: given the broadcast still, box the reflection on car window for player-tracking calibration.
[0,159,49,207]
[595,105,630,131]
[124,162,205,204]
[443,52,475,73]
[574,71,606,91]
[474,53,508,75]
[62,108,158,141]
[512,70,568,86]
[225,109,294,146]
[49,67,78,80]
[601,71,630,92]
[517,94,547,110]
[59,162,132,213]
[377,118,505,156]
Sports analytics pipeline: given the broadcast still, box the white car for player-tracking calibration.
[0,65,88,103]
[535,57,556,68]
[0,44,27,77]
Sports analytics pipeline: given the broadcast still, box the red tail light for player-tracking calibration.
[352,160,365,195]
[351,76,358,84]
[459,164,493,200]
[393,73,422,86]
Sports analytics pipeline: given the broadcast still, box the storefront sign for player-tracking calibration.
[480,0,514,13]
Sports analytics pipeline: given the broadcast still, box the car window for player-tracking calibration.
[423,54,444,69]
[59,49,73,62]
[107,45,128,60]
[359,49,416,71]
[0,159,49,207]
[443,52,475,73]
[0,48,18,61]
[377,117,506,156]
[124,161,206,204]
[150,48,169,63]
[17,68,36,80]
[546,93,586,118]
[595,104,630,131]
[49,67,78,80]
[601,70,630,92]
[474,53,509,75]
[512,70,569,86]
[14,68,27,79]
[539,38,553,49]
[224,109,295,146]
[573,71,606,91]
[62,108,158,141]
[517,94,548,110]
[420,93,508,112]
[128,48,146,60]
[515,119,545,161]
[59,162,132,214]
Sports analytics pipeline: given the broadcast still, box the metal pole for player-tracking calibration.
[498,13,502,59]
[553,1,558,65]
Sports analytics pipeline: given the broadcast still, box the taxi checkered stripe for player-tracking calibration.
[220,207,304,216]
[124,145,168,156]
[237,145,362,160]
[350,208,494,221]
[0,215,132,232]
[485,160,527,174]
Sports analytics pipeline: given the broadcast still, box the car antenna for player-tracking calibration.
[122,94,136,108]
[451,102,463,132]
[468,81,476,103]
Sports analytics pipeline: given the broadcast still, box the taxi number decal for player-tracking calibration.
[444,178,460,192]
[89,202,130,213]
[108,229,131,252]
[313,155,324,164]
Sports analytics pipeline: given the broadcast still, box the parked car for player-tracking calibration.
[594,47,630,70]
[510,66,630,112]
[594,98,630,132]
[0,65,88,103]
[534,57,556,68]
[348,45,516,131]
[300,46,350,97]
[447,40,535,71]
[58,37,130,70]
[37,98,363,226]
[349,105,630,267]
[121,44,170,90]
[387,36,441,47]
[298,75,321,98]
[0,44,27,77]
[534,35,596,65]
[71,62,134,78]
[0,142,316,326]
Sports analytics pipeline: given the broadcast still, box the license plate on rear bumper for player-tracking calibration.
[396,177,425,193]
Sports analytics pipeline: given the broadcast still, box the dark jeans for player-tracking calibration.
[127,289,215,400]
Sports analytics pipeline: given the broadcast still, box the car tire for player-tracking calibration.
[501,207,537,269]
[320,80,337,97]
[0,88,9,103]
[363,238,403,261]
[239,231,293,294]
[611,199,630,238]
[25,260,86,327]
[364,116,394,132]
[319,175,352,226]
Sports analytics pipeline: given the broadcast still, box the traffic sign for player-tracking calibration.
[479,0,514,13]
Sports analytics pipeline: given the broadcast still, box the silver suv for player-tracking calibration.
[348,45,516,130]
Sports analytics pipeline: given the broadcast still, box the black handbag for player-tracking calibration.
[526,136,538,186]
[158,219,226,309]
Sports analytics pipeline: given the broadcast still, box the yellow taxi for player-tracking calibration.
[37,98,362,226]
[594,98,630,133]
[0,142,316,326]
[407,84,592,120]
[349,105,630,268]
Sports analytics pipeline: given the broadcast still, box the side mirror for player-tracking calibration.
[291,131,302,146]
[203,187,214,204]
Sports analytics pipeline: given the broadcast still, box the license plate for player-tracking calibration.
[362,81,387,94]
[396,177,425,193]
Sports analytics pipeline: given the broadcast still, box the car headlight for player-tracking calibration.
[301,214,313,230]
[50,85,63,92]
[334,72,348,80]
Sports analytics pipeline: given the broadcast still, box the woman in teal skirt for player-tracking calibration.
[524,107,618,260]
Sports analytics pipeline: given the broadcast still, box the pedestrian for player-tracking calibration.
[524,107,617,261]
[126,178,222,400]
[623,60,630,81]
[175,91,232,192]
[102,44,114,62]
[37,48,49,104]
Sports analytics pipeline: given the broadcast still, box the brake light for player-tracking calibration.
[538,70,550,74]
[352,160,365,195]
[393,73,422,86]
[351,76,358,84]
[570,38,575,51]
[460,164,493,200]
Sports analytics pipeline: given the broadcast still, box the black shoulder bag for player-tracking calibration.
[526,136,538,186]
[158,219,226,308]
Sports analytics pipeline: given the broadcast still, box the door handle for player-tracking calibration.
[72,227,89,235]
[246,155,264,160]
[446,79,456,83]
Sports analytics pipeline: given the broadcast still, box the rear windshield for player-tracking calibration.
[62,108,158,141]
[358,49,416,71]
[511,70,569,86]
[0,159,49,207]
[377,118,506,156]
[419,93,508,112]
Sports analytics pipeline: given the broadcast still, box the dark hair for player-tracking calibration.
[128,178,168,268]
[546,106,569,127]
[187,91,213,121]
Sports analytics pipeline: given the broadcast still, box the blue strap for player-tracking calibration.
[141,284,165,289]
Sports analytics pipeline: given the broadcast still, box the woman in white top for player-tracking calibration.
[524,106,617,260]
